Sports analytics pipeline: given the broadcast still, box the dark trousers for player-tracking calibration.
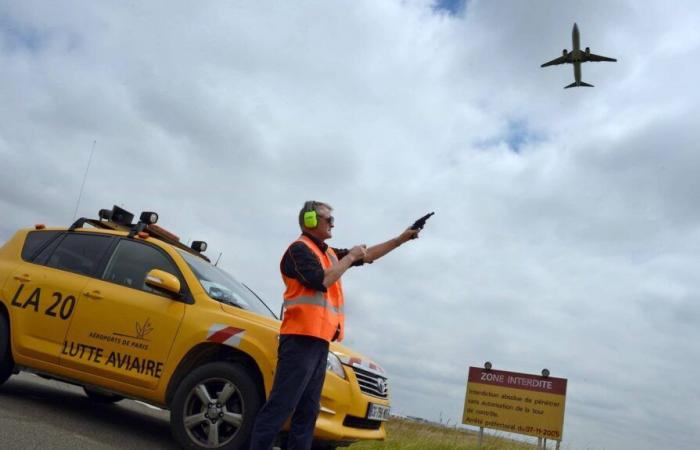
[249,334,329,450]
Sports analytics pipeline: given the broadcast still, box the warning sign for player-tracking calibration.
[462,367,567,440]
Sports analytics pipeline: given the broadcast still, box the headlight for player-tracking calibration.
[326,352,346,379]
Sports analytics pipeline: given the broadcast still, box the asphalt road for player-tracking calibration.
[0,372,178,449]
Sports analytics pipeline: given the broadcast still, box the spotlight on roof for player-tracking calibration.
[98,209,113,221]
[191,241,208,253]
[139,211,159,225]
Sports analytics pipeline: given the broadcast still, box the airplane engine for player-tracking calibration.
[562,49,568,57]
[585,47,590,56]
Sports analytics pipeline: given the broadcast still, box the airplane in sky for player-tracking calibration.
[541,23,617,88]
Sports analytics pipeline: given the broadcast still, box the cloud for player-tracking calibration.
[2,1,700,449]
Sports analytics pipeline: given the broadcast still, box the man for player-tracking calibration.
[249,201,420,450]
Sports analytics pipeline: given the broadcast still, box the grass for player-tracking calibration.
[349,418,539,450]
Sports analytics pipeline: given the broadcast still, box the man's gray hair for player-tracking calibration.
[298,201,333,230]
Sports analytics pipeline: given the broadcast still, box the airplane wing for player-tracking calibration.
[585,53,617,63]
[540,55,569,67]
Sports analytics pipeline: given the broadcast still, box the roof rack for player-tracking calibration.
[70,205,210,262]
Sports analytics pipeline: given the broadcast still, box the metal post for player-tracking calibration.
[544,438,548,448]
[477,427,483,450]
[537,437,543,449]
[555,440,561,450]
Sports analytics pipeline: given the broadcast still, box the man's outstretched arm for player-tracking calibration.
[363,228,419,263]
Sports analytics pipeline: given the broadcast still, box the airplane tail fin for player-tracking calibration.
[564,81,594,89]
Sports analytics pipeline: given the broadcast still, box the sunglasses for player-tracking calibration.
[319,215,334,225]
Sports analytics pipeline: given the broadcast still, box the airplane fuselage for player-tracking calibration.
[572,23,582,83]
[572,23,581,55]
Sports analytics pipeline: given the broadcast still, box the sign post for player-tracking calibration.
[463,365,567,446]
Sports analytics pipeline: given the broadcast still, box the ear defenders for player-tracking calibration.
[303,201,318,228]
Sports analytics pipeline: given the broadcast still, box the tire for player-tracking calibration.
[0,313,14,385]
[170,362,262,450]
[83,387,124,404]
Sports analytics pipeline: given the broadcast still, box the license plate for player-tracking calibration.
[367,403,390,421]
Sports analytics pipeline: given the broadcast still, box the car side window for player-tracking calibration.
[102,239,182,296]
[44,233,113,277]
[21,230,62,261]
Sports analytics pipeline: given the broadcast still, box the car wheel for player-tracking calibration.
[83,387,124,403]
[0,313,14,385]
[170,361,261,450]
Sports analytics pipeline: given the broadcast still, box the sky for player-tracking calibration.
[1,1,699,449]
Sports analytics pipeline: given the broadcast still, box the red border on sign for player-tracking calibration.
[468,367,567,395]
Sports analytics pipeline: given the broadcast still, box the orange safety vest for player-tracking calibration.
[280,235,345,342]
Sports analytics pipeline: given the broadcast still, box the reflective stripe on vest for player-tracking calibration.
[282,293,345,315]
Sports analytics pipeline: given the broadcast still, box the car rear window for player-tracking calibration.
[21,230,62,261]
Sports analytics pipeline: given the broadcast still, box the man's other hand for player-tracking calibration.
[349,245,368,262]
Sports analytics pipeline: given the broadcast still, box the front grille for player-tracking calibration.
[343,415,383,430]
[351,366,389,398]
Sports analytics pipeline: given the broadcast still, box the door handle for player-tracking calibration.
[13,274,31,282]
[84,290,104,300]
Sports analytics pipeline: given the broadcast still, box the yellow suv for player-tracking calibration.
[0,206,390,449]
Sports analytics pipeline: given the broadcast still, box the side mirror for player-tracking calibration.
[145,269,181,296]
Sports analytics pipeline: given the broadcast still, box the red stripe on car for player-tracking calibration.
[207,326,244,343]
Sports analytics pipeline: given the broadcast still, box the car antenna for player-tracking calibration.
[72,140,97,220]
[215,252,223,266]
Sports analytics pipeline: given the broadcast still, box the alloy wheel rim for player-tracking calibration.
[183,377,245,448]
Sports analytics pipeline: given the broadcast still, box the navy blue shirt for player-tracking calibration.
[280,233,365,292]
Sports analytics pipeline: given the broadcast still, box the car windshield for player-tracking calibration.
[178,250,276,319]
